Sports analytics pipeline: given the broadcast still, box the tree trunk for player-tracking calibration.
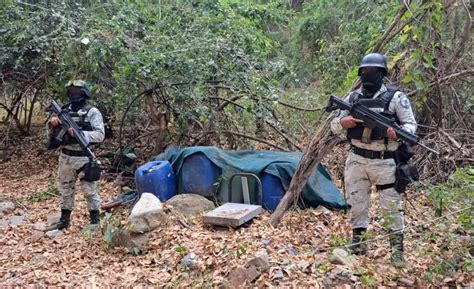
[269,115,339,227]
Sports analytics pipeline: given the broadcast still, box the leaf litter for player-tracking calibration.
[0,133,472,287]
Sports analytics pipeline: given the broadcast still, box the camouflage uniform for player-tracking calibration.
[56,105,105,211]
[331,84,417,232]
[45,80,105,231]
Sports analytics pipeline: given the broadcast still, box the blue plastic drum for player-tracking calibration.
[260,172,285,211]
[181,153,221,197]
[135,161,177,202]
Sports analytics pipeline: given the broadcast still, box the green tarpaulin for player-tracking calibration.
[154,146,347,210]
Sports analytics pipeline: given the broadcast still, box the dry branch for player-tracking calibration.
[269,116,339,227]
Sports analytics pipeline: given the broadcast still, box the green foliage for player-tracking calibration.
[425,167,473,224]
[291,0,399,94]
[328,233,350,247]
[175,245,188,254]
[358,267,376,286]
[30,175,58,203]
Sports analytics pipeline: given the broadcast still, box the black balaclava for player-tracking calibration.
[68,90,86,112]
[361,69,384,96]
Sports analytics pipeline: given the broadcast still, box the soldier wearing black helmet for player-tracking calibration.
[330,53,417,267]
[46,80,105,232]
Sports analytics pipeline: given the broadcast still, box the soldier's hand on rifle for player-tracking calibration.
[50,117,61,127]
[68,128,75,138]
[387,127,398,141]
[340,116,363,129]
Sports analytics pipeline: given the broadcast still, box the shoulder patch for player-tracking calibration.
[399,96,411,109]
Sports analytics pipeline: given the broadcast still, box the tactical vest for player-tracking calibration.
[61,104,94,146]
[347,87,400,141]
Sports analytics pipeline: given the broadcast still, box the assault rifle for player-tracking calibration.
[46,100,97,160]
[326,96,439,154]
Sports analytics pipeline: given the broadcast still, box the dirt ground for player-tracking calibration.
[0,131,472,287]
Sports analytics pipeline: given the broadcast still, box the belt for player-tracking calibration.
[62,148,89,157]
[352,146,395,159]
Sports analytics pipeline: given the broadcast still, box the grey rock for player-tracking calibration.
[110,229,149,248]
[246,252,270,272]
[45,229,64,238]
[181,253,199,269]
[288,246,298,255]
[261,239,271,246]
[47,213,61,225]
[33,223,46,231]
[273,268,284,279]
[166,193,215,216]
[0,201,15,215]
[399,278,415,286]
[128,193,165,233]
[0,218,9,228]
[28,231,45,243]
[297,260,311,271]
[330,248,358,268]
[8,215,24,226]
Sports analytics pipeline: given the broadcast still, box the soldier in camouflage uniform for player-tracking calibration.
[330,53,417,267]
[46,80,105,231]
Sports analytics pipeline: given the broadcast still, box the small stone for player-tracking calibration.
[261,239,270,246]
[350,275,359,282]
[228,267,259,287]
[0,201,15,215]
[47,213,61,225]
[330,248,358,268]
[166,194,215,216]
[181,253,199,269]
[246,252,270,272]
[33,223,47,231]
[45,229,64,238]
[273,268,284,279]
[297,261,310,271]
[322,276,332,288]
[8,215,24,226]
[0,218,9,228]
[28,231,45,243]
[399,278,415,286]
[288,247,298,255]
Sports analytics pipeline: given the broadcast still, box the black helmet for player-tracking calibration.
[358,53,388,76]
[65,80,92,98]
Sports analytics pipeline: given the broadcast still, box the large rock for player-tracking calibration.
[0,201,15,215]
[128,193,165,233]
[111,229,149,248]
[166,194,215,216]
[330,248,358,268]
[8,215,24,226]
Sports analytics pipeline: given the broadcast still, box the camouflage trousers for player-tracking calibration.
[58,153,100,211]
[344,152,404,231]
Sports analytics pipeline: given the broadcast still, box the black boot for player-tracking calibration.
[89,210,100,225]
[390,231,406,268]
[349,228,368,255]
[45,209,71,231]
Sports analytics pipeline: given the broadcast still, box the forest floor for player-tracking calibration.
[0,129,472,287]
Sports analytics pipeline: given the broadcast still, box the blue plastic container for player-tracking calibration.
[181,153,221,197]
[135,161,177,202]
[260,173,285,211]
